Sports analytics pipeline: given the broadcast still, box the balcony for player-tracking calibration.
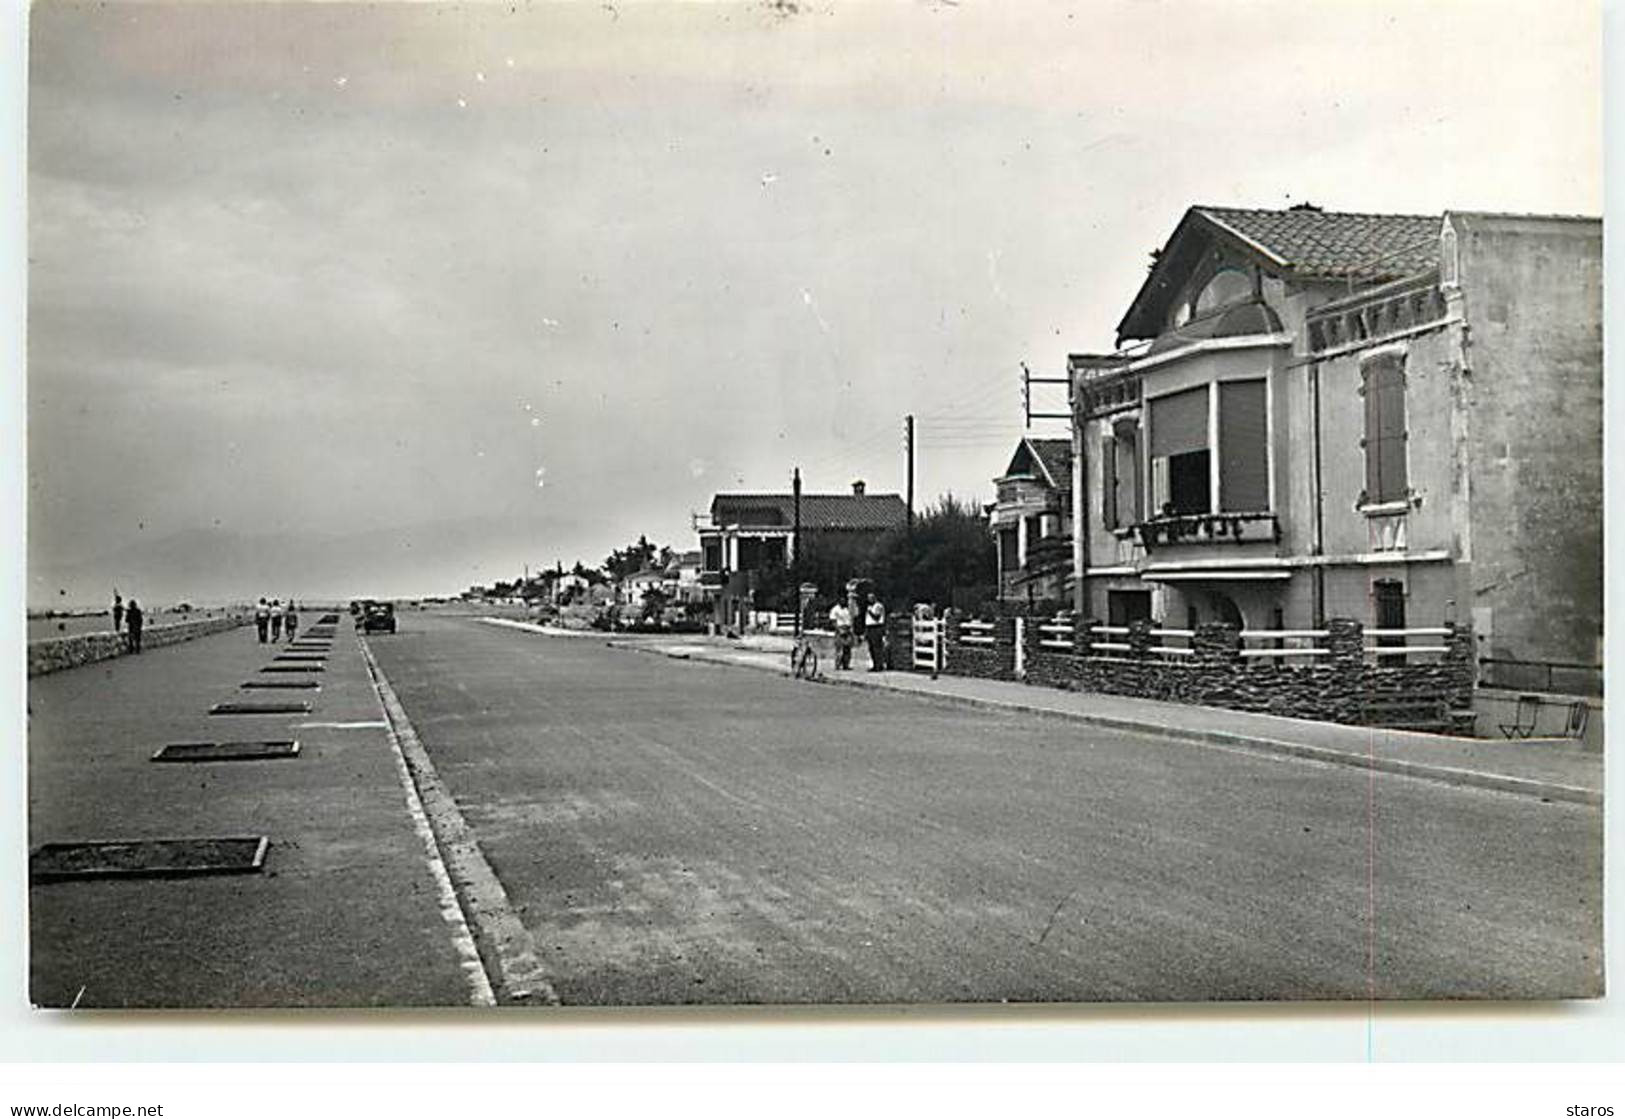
[1133,511,1280,550]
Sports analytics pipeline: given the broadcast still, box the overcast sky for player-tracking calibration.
[25,0,1600,607]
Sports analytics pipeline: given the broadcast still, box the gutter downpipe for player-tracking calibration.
[1310,358,1326,627]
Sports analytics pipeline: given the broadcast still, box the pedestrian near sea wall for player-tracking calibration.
[125,599,144,654]
[112,591,124,634]
[269,599,283,642]
[284,600,299,642]
[255,598,270,643]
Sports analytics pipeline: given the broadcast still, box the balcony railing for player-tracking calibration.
[1133,511,1280,549]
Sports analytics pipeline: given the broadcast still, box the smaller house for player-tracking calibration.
[989,437,1073,603]
[663,550,705,604]
[550,572,591,605]
[618,567,668,611]
[697,480,908,630]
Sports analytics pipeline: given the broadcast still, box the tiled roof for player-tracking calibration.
[711,492,908,531]
[1194,206,1441,279]
[1117,204,1444,343]
[1027,438,1073,491]
[999,438,1072,492]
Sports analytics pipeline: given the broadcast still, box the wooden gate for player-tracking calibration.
[911,617,943,676]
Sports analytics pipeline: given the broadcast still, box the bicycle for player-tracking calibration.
[790,634,820,680]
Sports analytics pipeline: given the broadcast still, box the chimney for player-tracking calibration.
[851,479,866,496]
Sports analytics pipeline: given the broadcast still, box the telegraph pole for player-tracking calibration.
[792,467,802,640]
[904,415,915,607]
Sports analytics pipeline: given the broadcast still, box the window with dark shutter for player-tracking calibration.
[1149,386,1209,458]
[1218,379,1268,512]
[1150,387,1211,516]
[1113,421,1142,527]
[1101,434,1118,530]
[1361,353,1408,503]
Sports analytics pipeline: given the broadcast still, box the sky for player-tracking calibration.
[24,0,1602,608]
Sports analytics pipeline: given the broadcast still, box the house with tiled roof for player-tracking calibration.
[1066,204,1601,698]
[696,481,907,630]
[989,437,1073,603]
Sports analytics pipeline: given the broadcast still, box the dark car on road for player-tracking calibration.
[359,601,396,633]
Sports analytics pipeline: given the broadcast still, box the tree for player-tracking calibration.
[603,535,660,581]
[865,494,996,610]
[639,585,670,623]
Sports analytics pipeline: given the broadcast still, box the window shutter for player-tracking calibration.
[1118,427,1144,524]
[1101,435,1118,530]
[1218,379,1268,512]
[1361,354,1408,503]
[1149,387,1210,458]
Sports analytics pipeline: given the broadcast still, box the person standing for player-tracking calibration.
[124,598,144,654]
[828,599,854,671]
[112,591,124,633]
[255,598,271,643]
[865,597,888,671]
[269,599,283,642]
[283,600,299,643]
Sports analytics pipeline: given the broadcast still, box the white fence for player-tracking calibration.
[1019,621,1453,664]
[749,611,802,632]
[1363,627,1451,660]
[957,619,998,646]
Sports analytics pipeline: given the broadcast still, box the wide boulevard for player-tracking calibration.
[362,611,1601,1005]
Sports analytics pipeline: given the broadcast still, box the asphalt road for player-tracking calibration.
[368,612,1603,1006]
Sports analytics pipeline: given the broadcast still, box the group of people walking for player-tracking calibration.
[828,591,888,672]
[255,598,300,644]
[110,590,144,653]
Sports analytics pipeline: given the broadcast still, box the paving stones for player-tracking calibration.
[152,740,301,762]
[30,837,270,882]
[261,664,325,673]
[241,679,320,690]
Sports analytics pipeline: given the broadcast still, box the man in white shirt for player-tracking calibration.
[828,600,854,670]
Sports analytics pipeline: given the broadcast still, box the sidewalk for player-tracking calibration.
[27,619,481,1008]
[586,629,1603,807]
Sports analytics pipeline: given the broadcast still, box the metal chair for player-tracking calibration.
[1563,700,1590,740]
[1498,693,1542,739]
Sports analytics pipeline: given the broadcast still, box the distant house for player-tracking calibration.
[663,550,705,604]
[550,572,591,605]
[617,567,667,611]
[696,480,908,630]
[990,437,1073,603]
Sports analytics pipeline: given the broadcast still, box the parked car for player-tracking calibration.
[360,601,396,633]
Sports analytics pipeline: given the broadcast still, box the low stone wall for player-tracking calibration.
[941,612,1017,682]
[898,614,1474,733]
[28,614,251,677]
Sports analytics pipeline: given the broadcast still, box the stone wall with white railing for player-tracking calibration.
[905,612,1475,733]
[939,612,1018,682]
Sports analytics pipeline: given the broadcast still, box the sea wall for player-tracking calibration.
[27,614,251,677]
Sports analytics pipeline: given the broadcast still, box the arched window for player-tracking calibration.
[1194,268,1253,315]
